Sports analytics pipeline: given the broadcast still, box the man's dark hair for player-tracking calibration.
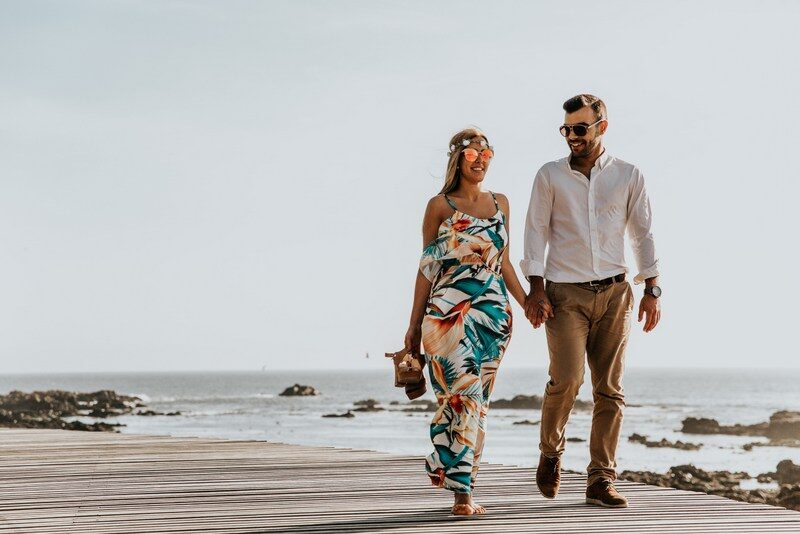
[563,94,607,120]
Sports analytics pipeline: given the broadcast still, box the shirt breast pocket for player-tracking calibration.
[600,191,628,223]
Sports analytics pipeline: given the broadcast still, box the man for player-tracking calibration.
[520,94,661,508]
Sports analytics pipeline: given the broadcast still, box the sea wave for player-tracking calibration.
[151,393,279,403]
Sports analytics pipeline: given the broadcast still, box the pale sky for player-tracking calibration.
[2,1,799,373]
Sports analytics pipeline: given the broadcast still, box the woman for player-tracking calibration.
[404,128,528,516]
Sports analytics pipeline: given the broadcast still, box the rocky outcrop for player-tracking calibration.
[767,411,800,440]
[620,462,800,512]
[0,389,139,418]
[401,399,438,412]
[680,417,767,436]
[0,390,172,432]
[681,411,800,440]
[279,384,319,396]
[513,419,540,426]
[775,484,800,511]
[135,410,181,416]
[491,394,592,410]
[776,460,800,485]
[322,410,354,418]
[0,410,122,432]
[629,433,702,450]
[352,399,384,412]
[395,394,594,412]
[743,438,800,451]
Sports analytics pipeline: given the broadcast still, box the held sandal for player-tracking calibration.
[385,348,427,400]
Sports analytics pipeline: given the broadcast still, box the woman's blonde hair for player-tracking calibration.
[440,127,490,195]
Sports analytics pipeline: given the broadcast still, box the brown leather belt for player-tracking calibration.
[582,273,626,287]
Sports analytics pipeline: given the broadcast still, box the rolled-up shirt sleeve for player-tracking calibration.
[520,168,552,279]
[627,167,659,284]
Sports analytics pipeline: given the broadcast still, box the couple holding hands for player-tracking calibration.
[404,94,661,516]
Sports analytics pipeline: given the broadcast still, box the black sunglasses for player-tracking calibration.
[559,118,605,137]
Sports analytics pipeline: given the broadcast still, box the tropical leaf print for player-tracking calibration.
[420,193,512,494]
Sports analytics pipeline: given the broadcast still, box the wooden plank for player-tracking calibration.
[0,428,797,533]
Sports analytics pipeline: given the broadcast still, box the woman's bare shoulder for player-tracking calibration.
[493,191,511,212]
[425,194,452,216]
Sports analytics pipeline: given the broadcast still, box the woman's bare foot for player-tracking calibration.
[451,503,474,516]
[451,493,486,515]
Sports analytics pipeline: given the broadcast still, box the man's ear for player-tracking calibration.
[599,120,609,135]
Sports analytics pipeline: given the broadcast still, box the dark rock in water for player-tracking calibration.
[757,472,776,483]
[768,411,800,440]
[0,389,139,418]
[621,464,750,491]
[491,394,592,410]
[63,420,123,432]
[279,384,319,396]
[389,401,400,405]
[681,417,768,436]
[322,410,354,418]
[352,399,384,412]
[776,484,800,511]
[492,395,542,409]
[629,433,702,450]
[743,438,800,451]
[566,437,586,442]
[0,409,122,432]
[776,460,800,485]
[402,400,438,412]
[0,390,178,432]
[513,419,540,426]
[619,463,800,512]
[682,411,799,440]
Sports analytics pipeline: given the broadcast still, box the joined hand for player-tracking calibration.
[524,291,554,329]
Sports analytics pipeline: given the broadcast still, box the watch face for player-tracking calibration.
[649,286,662,298]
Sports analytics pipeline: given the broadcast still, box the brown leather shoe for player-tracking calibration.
[586,479,628,508]
[536,454,561,499]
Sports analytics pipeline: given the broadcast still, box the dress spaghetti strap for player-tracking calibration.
[443,194,459,211]
[490,191,500,210]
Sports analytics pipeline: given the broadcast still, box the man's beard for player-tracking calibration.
[570,138,597,158]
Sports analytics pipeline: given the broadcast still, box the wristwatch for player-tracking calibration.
[644,285,662,299]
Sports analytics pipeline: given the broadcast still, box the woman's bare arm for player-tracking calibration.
[496,194,528,310]
[404,197,446,355]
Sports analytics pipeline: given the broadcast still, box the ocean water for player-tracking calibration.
[1,368,798,478]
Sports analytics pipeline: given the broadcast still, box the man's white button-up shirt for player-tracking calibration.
[520,151,659,284]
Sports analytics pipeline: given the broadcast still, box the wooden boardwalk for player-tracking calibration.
[0,429,798,533]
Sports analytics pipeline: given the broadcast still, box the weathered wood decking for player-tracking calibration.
[0,429,798,533]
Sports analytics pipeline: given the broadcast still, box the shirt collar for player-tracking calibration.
[565,149,612,171]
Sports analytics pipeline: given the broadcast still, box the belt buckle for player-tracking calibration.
[588,279,599,287]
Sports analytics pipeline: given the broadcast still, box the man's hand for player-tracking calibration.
[638,294,661,332]
[524,290,554,329]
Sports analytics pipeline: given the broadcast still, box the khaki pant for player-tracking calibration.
[540,280,633,486]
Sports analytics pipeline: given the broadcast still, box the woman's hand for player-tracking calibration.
[404,323,422,357]
[525,290,554,328]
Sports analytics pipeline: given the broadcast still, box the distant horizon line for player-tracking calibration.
[3,365,800,376]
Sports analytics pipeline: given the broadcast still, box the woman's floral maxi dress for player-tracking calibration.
[419,192,512,494]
